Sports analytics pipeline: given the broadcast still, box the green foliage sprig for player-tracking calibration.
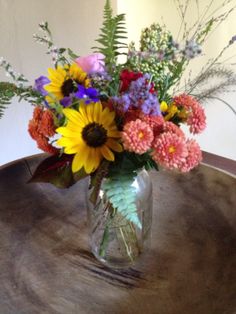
[0,82,43,118]
[33,21,79,66]
[0,82,16,118]
[103,173,141,228]
[93,0,127,73]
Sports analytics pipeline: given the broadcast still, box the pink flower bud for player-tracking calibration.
[76,53,105,74]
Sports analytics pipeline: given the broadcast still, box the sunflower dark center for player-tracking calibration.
[61,79,78,97]
[82,122,107,147]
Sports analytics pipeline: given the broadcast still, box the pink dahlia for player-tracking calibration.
[173,93,206,134]
[163,121,185,139]
[122,119,154,154]
[152,132,188,170]
[173,93,196,110]
[141,113,165,137]
[187,105,206,134]
[180,139,202,172]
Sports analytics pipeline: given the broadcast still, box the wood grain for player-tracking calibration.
[202,151,236,176]
[0,154,235,314]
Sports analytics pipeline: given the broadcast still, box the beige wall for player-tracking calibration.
[0,0,236,165]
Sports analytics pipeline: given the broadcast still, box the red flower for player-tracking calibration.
[120,69,156,94]
[120,69,143,92]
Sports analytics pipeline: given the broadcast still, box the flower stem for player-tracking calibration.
[119,226,134,262]
[99,225,110,257]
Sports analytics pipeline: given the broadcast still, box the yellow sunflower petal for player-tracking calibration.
[100,107,115,127]
[107,130,121,138]
[71,143,89,172]
[66,122,83,133]
[78,103,90,124]
[56,126,82,138]
[84,78,91,88]
[106,139,123,152]
[72,153,84,173]
[86,103,94,123]
[63,108,86,126]
[64,145,81,154]
[100,145,115,161]
[69,63,81,78]
[93,148,102,169]
[84,149,96,173]
[48,67,66,83]
[92,102,102,123]
[57,136,82,148]
[91,150,99,172]
[44,86,61,93]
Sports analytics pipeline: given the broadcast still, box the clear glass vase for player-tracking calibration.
[87,169,153,268]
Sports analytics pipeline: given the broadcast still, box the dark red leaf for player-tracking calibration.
[28,154,88,188]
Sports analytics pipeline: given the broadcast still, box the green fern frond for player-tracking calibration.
[93,0,127,72]
[103,173,141,229]
[0,102,8,118]
[0,82,17,118]
[0,81,45,118]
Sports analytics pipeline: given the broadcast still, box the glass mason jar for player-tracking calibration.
[87,169,153,268]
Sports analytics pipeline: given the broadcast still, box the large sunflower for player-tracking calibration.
[56,102,123,173]
[44,63,90,103]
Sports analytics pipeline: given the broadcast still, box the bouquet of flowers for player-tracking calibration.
[0,0,235,266]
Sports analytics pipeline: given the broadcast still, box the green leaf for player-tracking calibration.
[28,154,88,188]
[108,151,158,177]
[67,48,79,60]
[103,173,141,228]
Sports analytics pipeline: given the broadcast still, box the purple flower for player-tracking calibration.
[128,75,161,116]
[75,85,99,103]
[182,40,202,59]
[113,75,161,116]
[113,94,131,112]
[34,76,50,96]
[60,96,72,107]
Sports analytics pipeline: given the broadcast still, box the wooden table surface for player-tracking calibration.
[0,153,235,314]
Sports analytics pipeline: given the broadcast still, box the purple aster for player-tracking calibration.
[113,94,131,112]
[34,76,50,96]
[112,74,161,115]
[127,75,161,116]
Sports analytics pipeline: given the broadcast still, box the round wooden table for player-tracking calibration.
[0,154,235,314]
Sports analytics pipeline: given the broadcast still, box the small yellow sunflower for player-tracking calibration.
[44,63,90,103]
[56,102,123,173]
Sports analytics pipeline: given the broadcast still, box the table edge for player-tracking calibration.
[0,152,235,176]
